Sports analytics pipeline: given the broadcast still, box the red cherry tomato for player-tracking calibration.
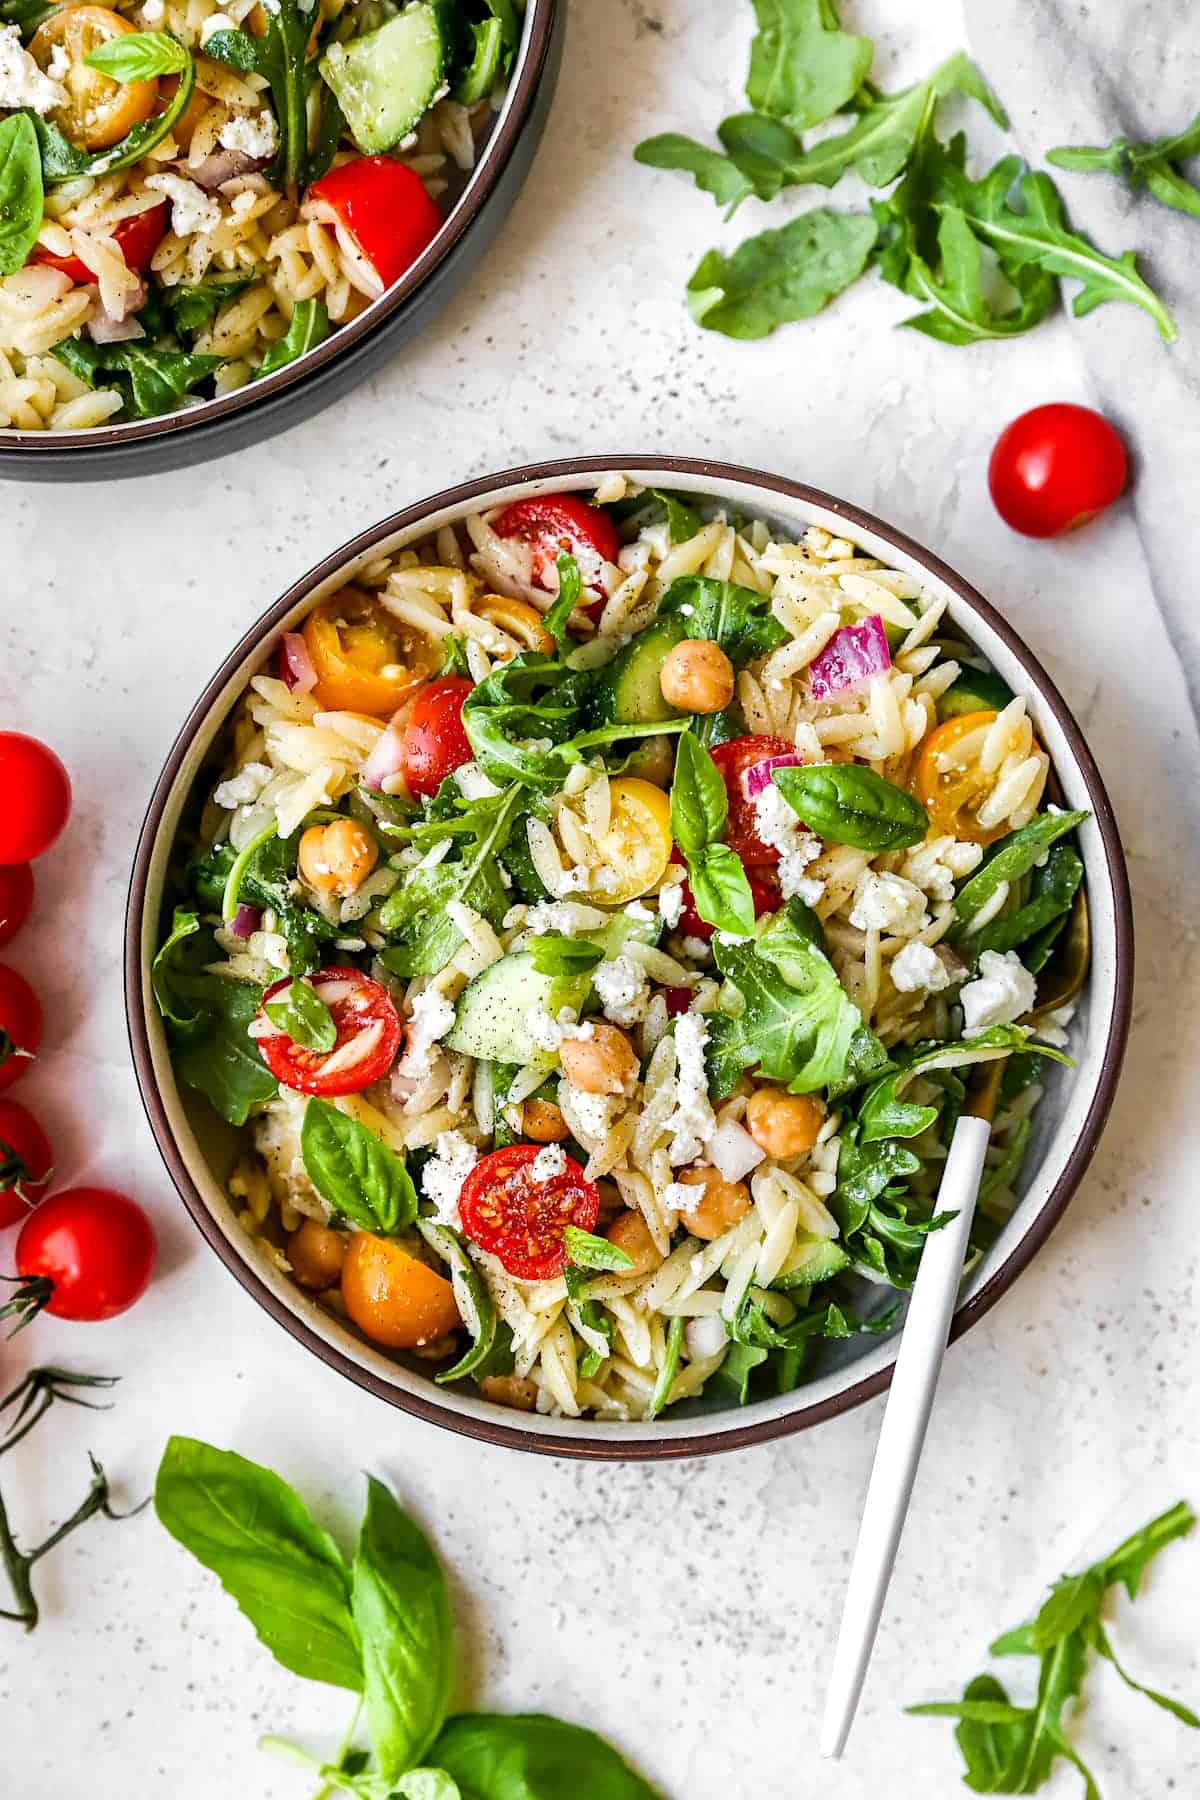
[0,866,34,949]
[708,735,795,867]
[0,734,71,864]
[399,676,474,798]
[669,847,780,941]
[0,967,41,1095]
[12,1187,155,1322]
[459,1144,600,1280]
[256,966,402,1097]
[988,403,1128,538]
[308,156,443,289]
[0,1099,52,1228]
[491,494,620,611]
[35,200,168,284]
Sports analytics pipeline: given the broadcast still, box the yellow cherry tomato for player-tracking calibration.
[340,1233,461,1348]
[302,587,437,718]
[31,7,158,152]
[912,710,1008,846]
[475,594,554,656]
[590,776,673,904]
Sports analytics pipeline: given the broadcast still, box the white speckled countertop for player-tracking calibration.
[3,2,1199,1794]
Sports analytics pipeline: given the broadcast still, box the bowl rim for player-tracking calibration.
[0,0,558,454]
[124,454,1134,1461]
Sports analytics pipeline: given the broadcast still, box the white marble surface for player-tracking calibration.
[3,2,1199,1794]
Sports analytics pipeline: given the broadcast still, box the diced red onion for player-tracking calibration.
[808,613,891,699]
[192,149,267,191]
[663,985,693,1017]
[230,903,261,939]
[708,1120,765,1184]
[360,717,407,793]
[278,631,317,694]
[743,751,807,798]
[87,309,146,344]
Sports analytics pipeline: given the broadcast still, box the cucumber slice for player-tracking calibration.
[773,1236,851,1291]
[588,617,686,727]
[320,1,446,155]
[444,951,592,1067]
[938,667,1015,720]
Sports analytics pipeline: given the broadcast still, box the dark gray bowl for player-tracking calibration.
[0,0,561,481]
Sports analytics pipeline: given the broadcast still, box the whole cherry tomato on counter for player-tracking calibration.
[0,866,34,949]
[0,734,71,863]
[491,494,621,611]
[308,156,443,289]
[36,201,168,284]
[0,1099,53,1228]
[0,967,41,1095]
[5,1187,155,1323]
[988,403,1128,538]
[399,676,475,797]
[459,1144,600,1280]
[255,967,402,1097]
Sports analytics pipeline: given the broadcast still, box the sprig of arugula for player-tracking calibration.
[909,1500,1199,1794]
[1050,110,1200,220]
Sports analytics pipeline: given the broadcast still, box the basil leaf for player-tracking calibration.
[396,1774,462,1800]
[151,909,277,1124]
[84,29,187,81]
[527,935,603,978]
[432,1714,658,1799]
[745,0,873,133]
[257,298,329,378]
[33,43,197,180]
[264,979,337,1053]
[687,842,755,936]
[154,1437,362,1692]
[773,763,928,851]
[541,552,582,651]
[55,337,223,421]
[351,1476,454,1780]
[563,1225,634,1273]
[634,132,758,215]
[951,810,1088,929]
[300,1098,419,1235]
[417,1221,499,1384]
[0,114,42,278]
[687,207,878,339]
[669,729,727,858]
[658,575,787,668]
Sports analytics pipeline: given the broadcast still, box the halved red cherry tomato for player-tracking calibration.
[256,967,402,1096]
[491,494,620,612]
[669,848,780,942]
[709,735,795,867]
[0,1099,52,1229]
[0,967,41,1095]
[35,200,168,285]
[308,156,443,289]
[459,1144,600,1280]
[8,1187,155,1322]
[0,734,71,864]
[0,866,34,949]
[988,403,1128,538]
[399,676,474,797]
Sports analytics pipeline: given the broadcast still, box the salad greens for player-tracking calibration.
[686,207,879,339]
[910,1500,1199,1795]
[0,115,42,278]
[301,1098,420,1235]
[155,1437,657,1797]
[658,574,786,666]
[772,762,928,851]
[258,299,331,379]
[54,339,225,423]
[1050,111,1200,219]
[151,908,277,1125]
[669,730,755,936]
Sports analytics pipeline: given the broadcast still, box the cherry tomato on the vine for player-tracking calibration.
[988,403,1128,538]
[255,967,402,1096]
[399,676,474,797]
[0,866,34,949]
[459,1143,600,1280]
[0,1099,52,1228]
[0,734,71,864]
[10,1187,155,1322]
[0,967,41,1094]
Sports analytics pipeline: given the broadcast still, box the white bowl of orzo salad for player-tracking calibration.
[127,458,1132,1459]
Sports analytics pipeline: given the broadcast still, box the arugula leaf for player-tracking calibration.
[0,0,56,35]
[687,206,878,339]
[658,574,787,667]
[773,762,928,851]
[32,43,197,180]
[711,1339,768,1405]
[1100,1497,1196,1600]
[527,936,603,978]
[541,552,582,651]
[952,811,1089,931]
[301,1098,419,1235]
[970,844,1083,962]
[745,0,873,133]
[609,487,704,545]
[84,28,187,81]
[165,273,253,335]
[151,908,278,1124]
[0,115,42,278]
[563,1225,634,1274]
[416,1222,500,1383]
[54,336,223,421]
[378,788,519,976]
[881,198,1058,346]
[1049,111,1200,219]
[205,0,323,190]
[857,1027,1053,1145]
[264,978,336,1053]
[257,298,329,378]
[647,1314,685,1419]
[155,1437,362,1692]
[432,1713,658,1799]
[633,132,758,215]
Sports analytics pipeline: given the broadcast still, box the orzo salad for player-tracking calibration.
[153,479,1087,1421]
[0,0,520,428]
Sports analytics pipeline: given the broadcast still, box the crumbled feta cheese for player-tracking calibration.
[561,1082,617,1142]
[218,108,279,160]
[141,0,164,18]
[0,24,66,113]
[657,872,685,930]
[663,1180,694,1216]
[525,1005,594,1054]
[681,935,712,963]
[422,1129,478,1229]
[960,951,1036,1033]
[623,900,655,925]
[521,900,606,935]
[592,954,650,1028]
[667,1012,716,1166]
[144,172,222,238]
[452,760,501,801]
[47,41,69,80]
[890,941,952,995]
[1033,1001,1075,1050]
[900,836,984,903]
[212,761,272,809]
[685,1314,728,1361]
[397,988,455,1079]
[752,784,823,901]
[530,1143,568,1181]
[849,871,929,937]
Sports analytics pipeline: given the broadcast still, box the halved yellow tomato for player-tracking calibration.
[31,7,158,152]
[475,594,554,657]
[340,1233,461,1348]
[302,587,437,717]
[912,710,1007,846]
[590,776,673,904]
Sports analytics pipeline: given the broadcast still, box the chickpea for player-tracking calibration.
[522,1096,569,1142]
[605,1210,663,1278]
[559,1022,639,1096]
[659,639,735,714]
[626,734,675,788]
[745,1088,825,1160]
[288,1219,347,1291]
[674,1164,751,1241]
[298,818,378,897]
[480,1373,539,1412]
